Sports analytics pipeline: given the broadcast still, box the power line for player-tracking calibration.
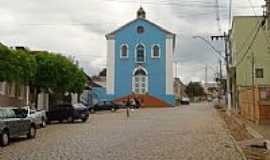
[233,0,270,66]
[235,21,262,67]
[233,21,260,61]
[105,0,261,9]
[228,0,232,29]
[247,0,270,45]
[215,0,222,33]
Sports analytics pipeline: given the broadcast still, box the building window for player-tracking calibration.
[260,87,270,101]
[152,45,160,58]
[120,44,128,58]
[137,26,144,34]
[133,68,148,94]
[136,44,145,63]
[256,68,264,78]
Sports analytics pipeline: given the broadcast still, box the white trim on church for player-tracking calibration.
[166,37,174,95]
[106,39,115,95]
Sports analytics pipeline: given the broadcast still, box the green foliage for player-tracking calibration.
[0,43,14,81]
[35,52,86,94]
[185,82,206,98]
[0,44,36,84]
[13,49,37,84]
[0,43,86,93]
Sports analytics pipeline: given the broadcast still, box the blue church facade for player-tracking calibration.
[105,8,176,106]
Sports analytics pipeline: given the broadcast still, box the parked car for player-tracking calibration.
[207,97,213,102]
[46,103,89,123]
[0,108,37,146]
[89,100,120,113]
[180,97,190,105]
[24,106,47,128]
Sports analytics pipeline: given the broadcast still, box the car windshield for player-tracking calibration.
[73,103,86,109]
[13,108,28,118]
[0,108,16,119]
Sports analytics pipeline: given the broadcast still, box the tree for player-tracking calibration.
[98,68,107,77]
[13,49,37,84]
[0,43,16,82]
[34,52,86,94]
[185,82,206,98]
[0,43,36,84]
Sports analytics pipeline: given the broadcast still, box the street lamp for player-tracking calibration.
[192,36,225,59]
[193,35,231,109]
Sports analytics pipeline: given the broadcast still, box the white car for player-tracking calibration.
[24,106,47,128]
[180,97,190,105]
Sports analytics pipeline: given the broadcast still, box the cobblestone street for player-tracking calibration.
[1,103,244,160]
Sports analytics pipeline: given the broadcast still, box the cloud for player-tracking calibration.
[0,0,265,83]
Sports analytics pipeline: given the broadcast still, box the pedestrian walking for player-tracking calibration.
[134,97,141,109]
[126,97,131,118]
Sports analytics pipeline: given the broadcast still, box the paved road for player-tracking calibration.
[1,103,243,160]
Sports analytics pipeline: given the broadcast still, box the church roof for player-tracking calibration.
[105,18,176,40]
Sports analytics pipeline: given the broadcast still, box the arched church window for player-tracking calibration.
[134,69,147,76]
[136,44,145,63]
[120,44,128,58]
[152,45,160,58]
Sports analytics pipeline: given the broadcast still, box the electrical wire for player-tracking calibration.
[247,0,270,44]
[235,21,262,67]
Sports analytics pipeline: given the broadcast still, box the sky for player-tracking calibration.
[0,0,265,84]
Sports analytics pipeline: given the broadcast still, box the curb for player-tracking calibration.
[214,109,247,160]
[228,134,248,160]
[246,126,264,139]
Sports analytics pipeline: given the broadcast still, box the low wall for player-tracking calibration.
[0,95,24,107]
[239,86,270,124]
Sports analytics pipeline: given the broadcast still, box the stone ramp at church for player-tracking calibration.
[113,94,174,108]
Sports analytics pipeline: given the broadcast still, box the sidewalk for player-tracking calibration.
[248,123,270,140]
[216,104,270,160]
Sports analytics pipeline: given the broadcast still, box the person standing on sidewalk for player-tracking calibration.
[126,96,131,118]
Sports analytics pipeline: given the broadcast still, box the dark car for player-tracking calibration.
[47,103,89,123]
[89,100,121,113]
[0,108,37,146]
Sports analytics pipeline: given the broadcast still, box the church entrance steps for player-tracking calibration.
[113,94,173,108]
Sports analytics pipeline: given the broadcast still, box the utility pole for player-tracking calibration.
[211,32,231,110]
[205,65,208,99]
[251,52,256,121]
[205,65,208,85]
[219,60,222,104]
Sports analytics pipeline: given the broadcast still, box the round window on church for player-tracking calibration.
[137,26,144,34]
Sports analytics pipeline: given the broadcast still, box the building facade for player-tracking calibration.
[105,8,176,106]
[174,78,186,101]
[0,82,28,107]
[230,16,270,123]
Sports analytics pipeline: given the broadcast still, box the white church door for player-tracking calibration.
[132,68,148,94]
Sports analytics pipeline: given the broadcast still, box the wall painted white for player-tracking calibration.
[165,38,174,95]
[26,86,30,105]
[0,82,5,95]
[71,93,78,104]
[37,92,49,111]
[106,39,115,94]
